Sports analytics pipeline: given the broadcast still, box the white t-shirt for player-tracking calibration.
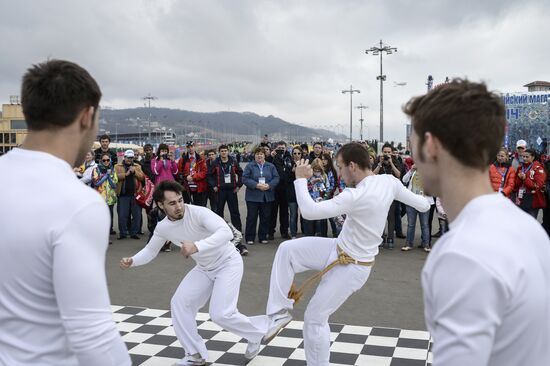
[422,193,550,366]
[294,174,431,261]
[0,148,130,366]
[132,204,235,270]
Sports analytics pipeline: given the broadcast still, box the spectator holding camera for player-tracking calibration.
[373,143,402,248]
[513,148,547,218]
[151,143,178,184]
[269,141,293,240]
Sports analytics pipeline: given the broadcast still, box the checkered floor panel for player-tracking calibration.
[112,305,433,366]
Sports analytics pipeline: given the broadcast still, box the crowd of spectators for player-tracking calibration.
[76,134,550,253]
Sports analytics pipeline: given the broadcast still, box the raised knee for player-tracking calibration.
[278,240,293,254]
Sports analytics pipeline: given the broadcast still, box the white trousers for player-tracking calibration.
[266,237,372,366]
[171,250,268,360]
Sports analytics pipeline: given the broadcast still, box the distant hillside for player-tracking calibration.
[99,107,343,142]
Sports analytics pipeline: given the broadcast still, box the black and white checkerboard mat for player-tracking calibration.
[112,305,433,366]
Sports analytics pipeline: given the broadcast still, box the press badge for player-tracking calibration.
[224,174,231,184]
[259,177,266,184]
[518,188,525,199]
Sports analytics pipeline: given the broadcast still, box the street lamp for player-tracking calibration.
[356,104,368,141]
[366,39,397,143]
[142,93,157,142]
[342,85,360,143]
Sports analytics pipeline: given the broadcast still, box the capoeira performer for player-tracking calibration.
[120,180,268,365]
[404,79,550,365]
[263,142,431,365]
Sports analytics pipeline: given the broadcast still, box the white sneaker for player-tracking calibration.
[244,339,261,360]
[172,353,206,366]
[263,311,292,343]
[246,241,254,245]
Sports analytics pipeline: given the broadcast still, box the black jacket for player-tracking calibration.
[208,157,243,190]
[272,151,293,188]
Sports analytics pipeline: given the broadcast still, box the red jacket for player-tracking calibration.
[178,153,208,193]
[514,161,547,209]
[489,163,516,197]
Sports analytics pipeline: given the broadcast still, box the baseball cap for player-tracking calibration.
[516,139,527,148]
[124,149,135,157]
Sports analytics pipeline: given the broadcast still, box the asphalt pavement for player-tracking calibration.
[106,186,437,332]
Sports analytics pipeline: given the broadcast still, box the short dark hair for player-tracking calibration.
[313,142,323,148]
[403,78,505,170]
[276,141,287,147]
[254,147,265,155]
[21,59,101,131]
[218,144,229,151]
[382,143,393,151]
[300,143,309,153]
[153,180,184,205]
[144,143,153,150]
[207,149,216,155]
[336,143,372,170]
[100,134,111,142]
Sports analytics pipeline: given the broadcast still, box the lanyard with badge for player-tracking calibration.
[496,165,509,193]
[188,156,197,190]
[258,163,266,184]
[221,161,232,184]
[518,163,533,199]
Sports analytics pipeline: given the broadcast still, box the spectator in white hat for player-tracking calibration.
[511,139,527,170]
[115,149,145,239]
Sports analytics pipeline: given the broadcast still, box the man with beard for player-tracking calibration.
[405,79,550,366]
[0,60,130,365]
[120,181,268,365]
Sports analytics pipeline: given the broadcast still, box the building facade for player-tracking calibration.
[0,101,27,155]
[502,83,549,153]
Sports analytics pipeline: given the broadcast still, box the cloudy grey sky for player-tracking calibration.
[1,0,548,142]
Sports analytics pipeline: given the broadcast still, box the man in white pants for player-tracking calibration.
[404,79,550,365]
[0,60,130,365]
[120,180,268,366]
[263,143,431,366]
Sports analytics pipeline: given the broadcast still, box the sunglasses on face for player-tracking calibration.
[293,152,302,155]
[102,159,110,162]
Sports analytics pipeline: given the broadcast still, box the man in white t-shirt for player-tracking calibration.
[404,78,550,366]
[262,142,431,366]
[120,181,268,366]
[0,60,130,365]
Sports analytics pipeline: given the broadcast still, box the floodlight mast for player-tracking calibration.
[366,39,397,143]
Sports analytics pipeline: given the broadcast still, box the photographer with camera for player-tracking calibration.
[373,143,403,249]
[269,141,293,239]
[151,143,178,184]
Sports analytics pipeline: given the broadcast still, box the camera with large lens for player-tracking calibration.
[383,155,390,161]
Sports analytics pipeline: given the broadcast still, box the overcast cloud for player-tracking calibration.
[1,0,548,142]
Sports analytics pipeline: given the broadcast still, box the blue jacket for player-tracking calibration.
[242,161,280,202]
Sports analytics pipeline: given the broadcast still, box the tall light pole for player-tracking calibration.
[142,93,157,142]
[366,39,397,143]
[356,104,368,141]
[342,85,360,143]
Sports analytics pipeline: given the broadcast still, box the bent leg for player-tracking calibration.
[209,253,269,343]
[266,237,337,316]
[171,266,213,360]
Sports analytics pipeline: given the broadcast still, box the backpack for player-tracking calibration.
[135,175,155,209]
